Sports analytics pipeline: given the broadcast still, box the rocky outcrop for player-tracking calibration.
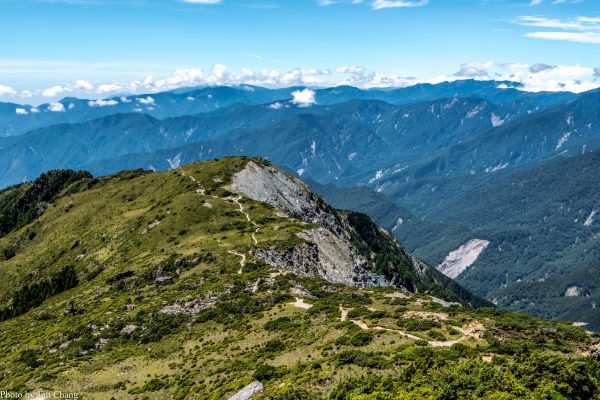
[230,161,392,287]
[229,160,488,306]
[227,161,342,234]
[229,381,264,400]
[255,227,388,287]
[159,293,219,316]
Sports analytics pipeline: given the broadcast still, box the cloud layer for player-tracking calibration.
[1,60,600,104]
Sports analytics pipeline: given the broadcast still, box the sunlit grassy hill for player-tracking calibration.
[0,157,598,399]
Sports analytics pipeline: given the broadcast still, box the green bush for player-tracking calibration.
[0,265,79,322]
[264,339,285,355]
[128,378,169,394]
[262,387,320,400]
[264,317,297,332]
[397,318,441,331]
[253,364,280,381]
[427,330,446,341]
[336,350,387,369]
[19,349,42,368]
[336,330,374,347]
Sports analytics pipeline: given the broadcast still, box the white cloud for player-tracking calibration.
[530,63,555,73]
[516,16,600,45]
[42,85,65,97]
[30,107,40,113]
[242,53,264,59]
[531,0,586,4]
[268,102,287,109]
[137,96,155,105]
[319,0,426,8]
[97,83,122,93]
[48,102,65,112]
[97,81,139,94]
[516,16,594,31]
[336,66,366,74]
[452,61,598,92]
[372,0,428,9]
[181,0,222,3]
[454,61,495,77]
[148,68,204,90]
[291,89,316,107]
[0,85,16,96]
[38,80,95,98]
[75,79,94,91]
[15,108,28,115]
[526,31,600,44]
[3,60,600,103]
[88,99,118,107]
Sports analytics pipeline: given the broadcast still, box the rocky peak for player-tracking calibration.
[227,159,488,307]
[227,160,343,235]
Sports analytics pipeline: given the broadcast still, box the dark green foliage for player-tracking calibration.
[262,387,320,400]
[195,291,283,330]
[0,169,92,238]
[330,350,600,400]
[132,313,187,343]
[346,306,370,319]
[344,211,491,308]
[336,330,374,347]
[346,211,416,292]
[253,364,282,381]
[336,350,388,369]
[427,330,446,341]
[264,317,298,332]
[129,378,169,394]
[18,349,42,368]
[0,265,78,321]
[106,270,135,284]
[264,339,285,355]
[397,318,441,331]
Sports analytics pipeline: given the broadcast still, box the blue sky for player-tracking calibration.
[0,0,599,102]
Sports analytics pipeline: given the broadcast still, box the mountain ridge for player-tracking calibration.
[0,157,597,399]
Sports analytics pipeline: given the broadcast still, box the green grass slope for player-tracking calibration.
[0,157,598,399]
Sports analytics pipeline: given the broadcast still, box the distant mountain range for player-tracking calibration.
[1,79,599,328]
[0,80,573,137]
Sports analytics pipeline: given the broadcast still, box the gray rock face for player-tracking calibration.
[159,293,219,316]
[228,160,479,307]
[229,162,391,287]
[228,161,342,234]
[229,381,264,400]
[255,227,387,287]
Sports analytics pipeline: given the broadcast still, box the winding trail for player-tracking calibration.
[228,250,247,274]
[338,305,468,348]
[223,196,259,273]
[180,170,216,198]
[230,195,260,246]
[179,169,261,275]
